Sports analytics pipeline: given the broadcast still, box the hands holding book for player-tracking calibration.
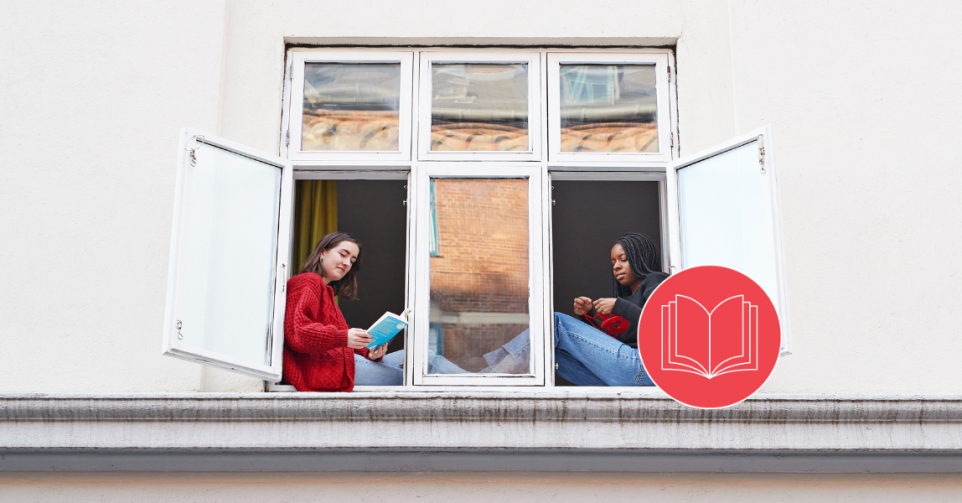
[367,343,389,360]
[347,328,373,349]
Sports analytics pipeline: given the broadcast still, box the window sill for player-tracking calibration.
[2,392,962,472]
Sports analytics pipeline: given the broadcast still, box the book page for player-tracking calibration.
[674,296,710,374]
[708,296,748,374]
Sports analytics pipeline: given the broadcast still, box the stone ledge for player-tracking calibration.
[2,392,962,471]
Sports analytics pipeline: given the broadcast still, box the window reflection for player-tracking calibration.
[428,178,531,373]
[430,63,530,152]
[302,63,401,151]
[559,64,658,153]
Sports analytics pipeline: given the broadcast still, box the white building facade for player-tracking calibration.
[2,0,962,500]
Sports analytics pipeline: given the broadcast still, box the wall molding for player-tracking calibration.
[3,392,962,472]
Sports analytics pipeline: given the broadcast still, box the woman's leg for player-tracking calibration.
[353,353,403,386]
[427,351,471,374]
[357,350,469,382]
[553,313,654,386]
[554,348,608,386]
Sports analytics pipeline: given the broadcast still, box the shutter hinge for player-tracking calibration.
[667,66,672,83]
[757,135,766,173]
[285,130,290,147]
[287,60,293,82]
[670,132,675,148]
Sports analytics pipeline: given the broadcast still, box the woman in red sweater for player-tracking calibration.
[283,232,380,391]
[284,232,467,391]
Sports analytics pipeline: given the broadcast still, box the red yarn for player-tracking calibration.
[584,311,630,337]
[283,272,370,392]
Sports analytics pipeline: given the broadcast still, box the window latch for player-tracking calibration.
[176,320,184,340]
[186,135,204,167]
[757,135,766,173]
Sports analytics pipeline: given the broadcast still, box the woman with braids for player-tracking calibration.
[489,232,668,386]
[556,232,669,386]
[283,231,466,391]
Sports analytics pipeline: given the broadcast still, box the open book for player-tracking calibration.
[365,310,409,349]
[661,295,757,378]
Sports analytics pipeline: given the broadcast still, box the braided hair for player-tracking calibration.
[612,232,661,298]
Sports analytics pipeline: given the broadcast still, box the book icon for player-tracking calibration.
[661,295,758,379]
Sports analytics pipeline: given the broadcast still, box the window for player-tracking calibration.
[547,53,672,164]
[417,52,542,161]
[163,48,789,389]
[163,130,293,381]
[287,51,414,162]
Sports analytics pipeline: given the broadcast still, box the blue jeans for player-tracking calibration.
[551,313,654,386]
[353,350,469,386]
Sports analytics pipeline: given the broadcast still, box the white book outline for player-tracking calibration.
[661,295,758,379]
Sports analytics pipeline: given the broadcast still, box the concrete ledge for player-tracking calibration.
[2,392,962,472]
[5,450,962,473]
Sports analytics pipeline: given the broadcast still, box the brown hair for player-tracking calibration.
[299,232,362,300]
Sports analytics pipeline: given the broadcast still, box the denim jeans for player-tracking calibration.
[353,349,469,386]
[551,313,654,386]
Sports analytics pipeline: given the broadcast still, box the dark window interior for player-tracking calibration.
[550,180,663,385]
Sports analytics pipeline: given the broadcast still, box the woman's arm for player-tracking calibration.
[285,286,350,354]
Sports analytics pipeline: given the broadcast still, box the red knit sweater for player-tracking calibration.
[283,273,370,392]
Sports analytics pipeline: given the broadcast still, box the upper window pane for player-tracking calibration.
[302,63,401,151]
[559,64,658,153]
[430,63,530,152]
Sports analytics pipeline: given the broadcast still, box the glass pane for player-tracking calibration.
[559,64,658,153]
[302,63,401,151]
[430,63,529,152]
[677,140,778,303]
[179,144,282,365]
[428,178,531,374]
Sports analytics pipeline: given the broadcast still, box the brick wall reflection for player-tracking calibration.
[430,179,529,372]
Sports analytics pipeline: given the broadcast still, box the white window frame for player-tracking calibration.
[409,163,549,386]
[162,128,294,382]
[287,51,415,163]
[278,47,678,390]
[417,52,543,162]
[664,125,792,354]
[547,52,674,166]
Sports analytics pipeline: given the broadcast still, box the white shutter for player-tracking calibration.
[665,126,791,354]
[162,128,293,381]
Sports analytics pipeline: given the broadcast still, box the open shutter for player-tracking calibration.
[162,128,293,381]
[665,126,791,354]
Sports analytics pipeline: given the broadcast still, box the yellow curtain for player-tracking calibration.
[292,180,337,273]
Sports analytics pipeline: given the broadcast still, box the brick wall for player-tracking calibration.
[430,178,530,372]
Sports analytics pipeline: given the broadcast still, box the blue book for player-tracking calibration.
[365,310,409,349]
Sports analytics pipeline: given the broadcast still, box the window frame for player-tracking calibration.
[664,125,792,354]
[409,163,549,386]
[162,128,294,382]
[287,51,415,163]
[275,46,680,390]
[416,51,543,162]
[546,52,673,165]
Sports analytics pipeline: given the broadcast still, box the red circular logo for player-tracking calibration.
[638,266,781,408]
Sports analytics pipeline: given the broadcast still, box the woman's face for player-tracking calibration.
[320,240,359,282]
[611,243,639,287]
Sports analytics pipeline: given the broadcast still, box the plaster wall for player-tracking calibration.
[0,0,227,392]
[0,0,960,394]
[727,0,962,393]
[3,472,962,502]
